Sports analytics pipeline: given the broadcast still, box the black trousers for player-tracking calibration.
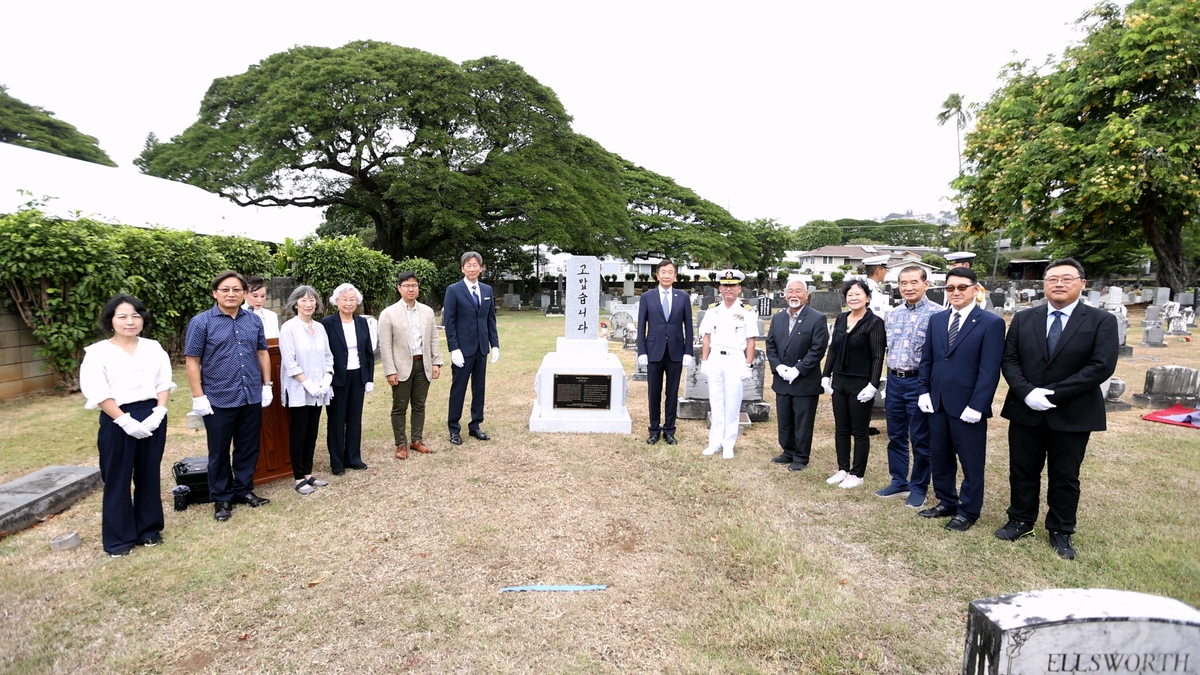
[327,373,366,472]
[203,403,262,502]
[776,393,818,465]
[289,405,322,480]
[646,357,683,434]
[1007,419,1090,534]
[928,408,988,521]
[97,399,165,554]
[831,374,872,477]
[448,351,487,435]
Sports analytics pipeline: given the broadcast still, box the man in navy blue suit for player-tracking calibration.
[916,266,1005,532]
[636,259,694,445]
[443,251,500,445]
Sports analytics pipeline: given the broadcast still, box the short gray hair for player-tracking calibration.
[787,279,808,292]
[329,283,363,306]
[286,285,323,315]
[460,251,484,267]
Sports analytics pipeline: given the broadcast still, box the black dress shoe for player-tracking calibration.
[449,434,463,446]
[233,492,270,507]
[331,468,346,476]
[213,501,232,522]
[770,454,792,465]
[663,434,677,445]
[945,514,975,531]
[646,432,661,445]
[348,463,369,470]
[469,429,490,441]
[787,461,809,472]
[918,504,956,519]
[1048,530,1076,560]
[994,519,1035,541]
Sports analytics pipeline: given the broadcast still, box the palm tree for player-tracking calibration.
[936,93,972,175]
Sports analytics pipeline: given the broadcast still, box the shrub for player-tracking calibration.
[811,273,824,287]
[624,273,635,281]
[293,236,396,316]
[830,271,845,286]
[394,256,439,305]
[209,235,274,279]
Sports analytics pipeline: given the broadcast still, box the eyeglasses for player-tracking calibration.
[216,287,243,294]
[946,284,976,293]
[1044,276,1080,285]
[399,284,419,289]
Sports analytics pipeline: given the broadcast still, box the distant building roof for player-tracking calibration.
[0,143,322,243]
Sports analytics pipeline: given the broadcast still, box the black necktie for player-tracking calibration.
[1048,310,1063,355]
[948,311,960,348]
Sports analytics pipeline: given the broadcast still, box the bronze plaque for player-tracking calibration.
[553,374,612,410]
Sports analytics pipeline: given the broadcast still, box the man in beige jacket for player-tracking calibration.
[379,271,443,459]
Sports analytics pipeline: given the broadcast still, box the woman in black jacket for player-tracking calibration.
[321,283,376,474]
[821,280,886,489]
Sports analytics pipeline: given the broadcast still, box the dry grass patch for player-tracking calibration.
[0,308,1197,673]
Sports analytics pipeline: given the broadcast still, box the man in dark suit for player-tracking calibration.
[997,258,1118,560]
[443,251,500,446]
[637,259,694,445]
[916,266,1005,532]
[766,279,829,471]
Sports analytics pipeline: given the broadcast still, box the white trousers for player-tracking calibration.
[707,351,746,452]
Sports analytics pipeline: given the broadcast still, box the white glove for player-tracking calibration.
[856,383,878,403]
[775,364,789,378]
[682,354,694,368]
[821,377,833,395]
[192,395,213,417]
[143,406,168,432]
[302,379,321,396]
[638,354,649,367]
[451,349,465,368]
[114,413,153,439]
[364,382,374,394]
[261,384,273,408]
[1024,388,1056,411]
[741,363,754,380]
[918,393,934,414]
[784,366,800,384]
[700,360,712,375]
[491,347,500,363]
[960,406,982,424]
[319,373,333,389]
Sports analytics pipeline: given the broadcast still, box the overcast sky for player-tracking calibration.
[2,0,1111,232]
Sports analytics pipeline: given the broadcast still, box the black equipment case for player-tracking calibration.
[172,456,211,504]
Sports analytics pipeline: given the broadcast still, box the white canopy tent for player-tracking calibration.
[0,143,322,243]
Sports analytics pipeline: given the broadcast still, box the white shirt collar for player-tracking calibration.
[1050,298,1081,317]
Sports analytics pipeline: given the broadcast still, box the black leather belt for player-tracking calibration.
[412,355,423,360]
[889,368,918,378]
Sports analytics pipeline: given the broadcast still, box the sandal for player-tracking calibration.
[294,480,315,495]
[307,476,329,487]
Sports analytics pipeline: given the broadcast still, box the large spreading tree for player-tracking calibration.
[0,85,116,166]
[954,0,1200,290]
[137,41,634,263]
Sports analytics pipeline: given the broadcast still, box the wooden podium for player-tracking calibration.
[254,339,293,485]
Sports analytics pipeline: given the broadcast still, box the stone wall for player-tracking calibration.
[0,306,56,399]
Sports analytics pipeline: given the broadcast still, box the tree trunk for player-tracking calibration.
[1140,199,1191,293]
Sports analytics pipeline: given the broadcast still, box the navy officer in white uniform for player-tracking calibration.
[699,269,759,459]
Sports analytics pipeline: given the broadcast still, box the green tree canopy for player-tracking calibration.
[0,86,116,166]
[954,0,1200,290]
[795,219,842,250]
[136,41,635,265]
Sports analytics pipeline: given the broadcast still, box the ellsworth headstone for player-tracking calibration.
[963,588,1200,675]
[530,256,632,433]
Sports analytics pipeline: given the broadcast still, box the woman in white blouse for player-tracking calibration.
[243,275,280,340]
[79,294,177,557]
[278,285,334,495]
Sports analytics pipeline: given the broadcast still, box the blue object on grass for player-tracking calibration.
[499,584,608,593]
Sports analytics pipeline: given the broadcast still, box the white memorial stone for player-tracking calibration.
[963,588,1200,675]
[530,256,632,433]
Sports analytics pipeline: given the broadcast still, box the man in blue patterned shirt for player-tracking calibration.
[185,271,274,522]
[877,265,939,508]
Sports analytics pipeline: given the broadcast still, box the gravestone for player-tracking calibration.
[1103,377,1132,412]
[504,293,522,310]
[530,255,631,433]
[677,347,770,423]
[1140,323,1168,348]
[1086,290,1102,307]
[808,290,843,316]
[0,466,101,536]
[1143,304,1161,329]
[963,588,1200,675]
[1132,365,1200,408]
[608,304,638,344]
[989,291,1005,309]
[534,292,550,310]
[546,281,565,315]
[926,288,946,306]
[1164,301,1191,336]
[755,296,772,317]
[1178,291,1195,307]
[1155,286,1171,307]
[622,279,635,298]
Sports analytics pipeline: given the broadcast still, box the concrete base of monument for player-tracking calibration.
[529,338,632,434]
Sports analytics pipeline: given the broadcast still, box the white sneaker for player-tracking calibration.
[839,475,863,489]
[702,446,719,456]
[826,470,848,485]
[721,448,734,460]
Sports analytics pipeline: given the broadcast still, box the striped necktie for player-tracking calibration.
[948,311,960,348]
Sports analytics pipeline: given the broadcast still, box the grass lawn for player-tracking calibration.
[1,307,1197,674]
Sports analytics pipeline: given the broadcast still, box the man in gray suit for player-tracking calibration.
[765,279,830,471]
